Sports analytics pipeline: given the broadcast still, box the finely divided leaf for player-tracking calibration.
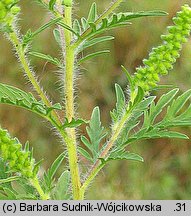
[43,153,65,192]
[0,83,62,120]
[149,88,179,124]
[110,84,126,122]
[80,107,107,162]
[123,89,191,146]
[101,150,144,164]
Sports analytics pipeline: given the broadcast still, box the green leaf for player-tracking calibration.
[110,84,126,122]
[114,96,155,148]
[52,170,71,200]
[3,188,17,200]
[81,136,92,151]
[33,17,62,37]
[81,17,88,31]
[62,118,87,129]
[101,151,144,164]
[73,19,81,35]
[133,86,144,106]
[78,36,114,53]
[0,176,20,184]
[0,82,62,121]
[77,10,166,46]
[166,89,191,119]
[53,29,61,46]
[87,2,98,23]
[78,147,93,162]
[47,153,65,181]
[149,88,179,124]
[121,65,134,91]
[123,89,191,146]
[49,0,57,11]
[29,51,62,67]
[80,107,107,162]
[43,153,65,193]
[78,50,110,63]
[22,18,63,47]
[57,21,79,37]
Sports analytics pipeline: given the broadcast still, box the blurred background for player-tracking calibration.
[0,0,191,199]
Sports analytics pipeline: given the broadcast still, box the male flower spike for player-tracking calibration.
[133,5,191,92]
[0,0,20,26]
[0,127,35,178]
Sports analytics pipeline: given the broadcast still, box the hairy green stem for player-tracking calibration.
[30,177,49,200]
[62,2,81,200]
[8,28,61,125]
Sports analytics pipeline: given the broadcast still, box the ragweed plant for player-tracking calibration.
[0,0,191,200]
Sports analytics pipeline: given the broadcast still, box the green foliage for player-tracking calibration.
[62,118,87,129]
[77,3,167,40]
[79,107,107,162]
[0,0,191,201]
[0,82,62,121]
[78,50,110,64]
[101,150,144,164]
[42,153,65,193]
[123,89,191,146]
[52,170,71,200]
[110,84,126,123]
[29,51,62,67]
[22,17,63,47]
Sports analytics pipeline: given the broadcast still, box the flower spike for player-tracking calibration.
[133,5,191,91]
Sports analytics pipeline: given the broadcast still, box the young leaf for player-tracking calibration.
[43,153,65,193]
[78,36,114,53]
[80,107,107,162]
[29,51,62,67]
[53,29,61,46]
[149,88,179,124]
[47,153,65,181]
[73,19,81,35]
[52,170,71,200]
[78,50,110,64]
[121,65,134,91]
[166,89,191,119]
[110,83,126,122]
[87,2,98,23]
[78,147,93,162]
[81,17,89,31]
[62,118,87,129]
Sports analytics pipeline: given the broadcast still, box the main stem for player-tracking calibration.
[63,3,81,200]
